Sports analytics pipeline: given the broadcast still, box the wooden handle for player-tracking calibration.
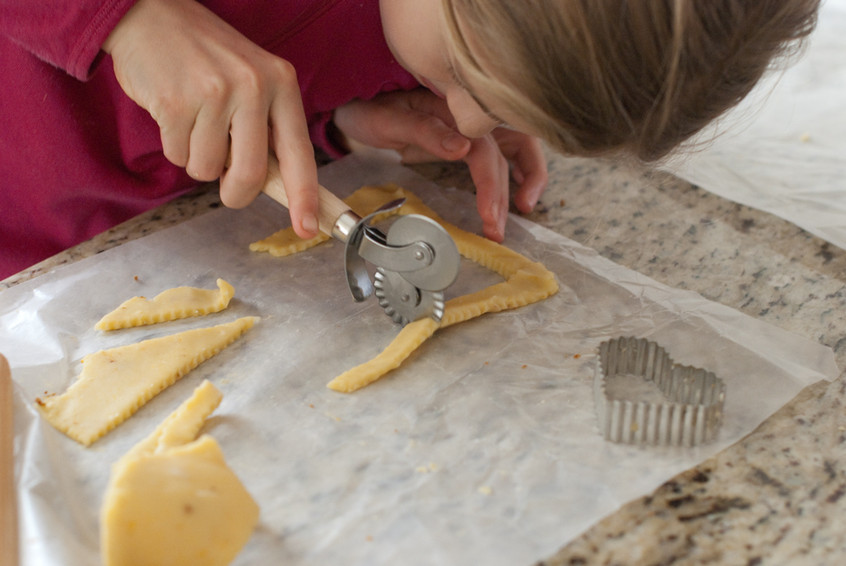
[262,154,352,236]
[0,354,18,566]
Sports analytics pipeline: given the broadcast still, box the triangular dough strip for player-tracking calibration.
[102,380,258,566]
[95,278,236,331]
[38,316,258,445]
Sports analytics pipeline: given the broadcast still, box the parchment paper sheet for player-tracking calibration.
[1,153,838,566]
[663,0,846,249]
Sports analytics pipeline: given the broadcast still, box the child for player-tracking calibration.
[0,0,819,280]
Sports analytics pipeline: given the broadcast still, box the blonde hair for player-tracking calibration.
[443,0,820,163]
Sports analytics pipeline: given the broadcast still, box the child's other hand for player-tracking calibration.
[103,0,319,239]
[333,89,547,242]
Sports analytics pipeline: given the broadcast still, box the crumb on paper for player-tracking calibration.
[478,486,493,496]
[799,133,811,143]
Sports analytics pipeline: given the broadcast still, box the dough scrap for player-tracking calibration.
[101,380,259,566]
[251,184,558,392]
[95,278,235,330]
[38,316,258,445]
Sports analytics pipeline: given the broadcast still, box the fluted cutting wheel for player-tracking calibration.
[374,268,445,325]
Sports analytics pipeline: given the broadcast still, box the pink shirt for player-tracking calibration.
[0,0,418,279]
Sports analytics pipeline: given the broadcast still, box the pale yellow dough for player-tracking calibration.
[38,316,258,445]
[250,184,558,392]
[249,185,404,255]
[95,278,236,330]
[101,380,259,566]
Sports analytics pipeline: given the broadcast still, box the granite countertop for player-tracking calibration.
[4,150,845,564]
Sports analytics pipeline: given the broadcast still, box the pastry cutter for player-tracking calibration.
[261,154,460,325]
[594,337,726,447]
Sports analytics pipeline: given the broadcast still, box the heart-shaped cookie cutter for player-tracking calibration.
[594,337,726,447]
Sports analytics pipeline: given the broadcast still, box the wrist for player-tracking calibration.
[103,0,158,54]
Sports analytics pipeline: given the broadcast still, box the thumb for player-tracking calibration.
[399,129,471,164]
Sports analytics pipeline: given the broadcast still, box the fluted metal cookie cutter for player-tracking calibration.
[594,337,726,447]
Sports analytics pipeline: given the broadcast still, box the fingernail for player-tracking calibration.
[489,203,506,241]
[442,132,468,153]
[301,214,318,235]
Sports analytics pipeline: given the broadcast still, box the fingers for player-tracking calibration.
[158,108,192,168]
[217,59,319,240]
[463,136,509,242]
[334,90,472,164]
[269,69,319,239]
[218,102,268,209]
[107,0,319,226]
[396,90,472,161]
[465,131,548,242]
[397,126,470,163]
[504,134,548,214]
[332,90,548,243]
[187,100,232,183]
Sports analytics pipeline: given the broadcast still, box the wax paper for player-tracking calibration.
[662,0,846,249]
[1,153,838,566]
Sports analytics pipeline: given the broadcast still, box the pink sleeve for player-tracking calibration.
[0,0,137,80]
[309,111,349,159]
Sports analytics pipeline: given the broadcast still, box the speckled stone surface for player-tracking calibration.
[413,153,846,565]
[3,150,845,564]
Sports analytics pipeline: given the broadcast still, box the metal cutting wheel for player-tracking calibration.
[373,268,446,325]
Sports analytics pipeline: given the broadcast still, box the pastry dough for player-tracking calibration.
[249,185,404,255]
[251,184,558,392]
[95,278,235,330]
[38,316,258,445]
[328,317,440,392]
[101,380,259,566]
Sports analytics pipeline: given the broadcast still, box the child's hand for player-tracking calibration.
[333,89,547,242]
[460,128,547,242]
[103,0,319,239]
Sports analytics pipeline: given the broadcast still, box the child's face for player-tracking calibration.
[379,0,507,138]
